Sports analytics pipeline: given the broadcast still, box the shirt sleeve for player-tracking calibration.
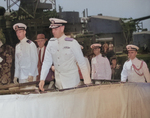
[143,61,150,83]
[121,62,128,82]
[14,46,19,78]
[104,57,112,80]
[71,40,91,84]
[29,43,38,76]
[40,41,53,80]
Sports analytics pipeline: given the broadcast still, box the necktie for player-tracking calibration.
[39,49,41,63]
[37,49,41,81]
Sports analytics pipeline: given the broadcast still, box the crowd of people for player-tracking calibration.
[0,18,150,91]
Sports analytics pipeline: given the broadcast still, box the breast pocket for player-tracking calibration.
[63,49,72,60]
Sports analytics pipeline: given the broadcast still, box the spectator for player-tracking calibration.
[107,42,115,62]
[110,56,122,80]
[35,34,54,89]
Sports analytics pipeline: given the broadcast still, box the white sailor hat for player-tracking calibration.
[49,18,67,29]
[126,44,139,51]
[13,23,27,31]
[35,34,47,42]
[90,43,101,49]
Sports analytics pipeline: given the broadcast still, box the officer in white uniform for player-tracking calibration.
[121,44,150,83]
[90,44,111,81]
[39,18,91,91]
[13,23,38,83]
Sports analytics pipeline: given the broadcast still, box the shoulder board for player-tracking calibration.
[65,37,74,41]
[26,40,32,44]
[50,38,56,41]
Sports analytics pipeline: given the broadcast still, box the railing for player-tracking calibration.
[0,79,121,95]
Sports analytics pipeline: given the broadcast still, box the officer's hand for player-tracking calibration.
[51,66,55,72]
[39,80,45,91]
[28,76,33,82]
[13,77,18,84]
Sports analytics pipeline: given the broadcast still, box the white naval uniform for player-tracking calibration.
[91,54,111,80]
[40,34,91,89]
[14,37,38,83]
[121,57,150,83]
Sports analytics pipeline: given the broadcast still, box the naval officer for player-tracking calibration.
[39,18,91,91]
[91,43,111,81]
[121,44,150,83]
[13,23,38,83]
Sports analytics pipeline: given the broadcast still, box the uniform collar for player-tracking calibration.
[57,34,66,41]
[131,57,138,62]
[20,37,27,43]
[38,46,45,50]
[132,57,137,61]
[97,53,102,57]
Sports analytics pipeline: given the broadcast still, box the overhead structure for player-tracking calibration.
[1,0,58,47]
[5,0,54,18]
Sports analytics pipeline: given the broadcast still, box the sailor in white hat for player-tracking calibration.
[90,43,111,83]
[13,23,27,31]
[39,18,91,91]
[121,44,150,83]
[13,23,38,84]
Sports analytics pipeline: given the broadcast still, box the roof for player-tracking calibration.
[89,15,121,21]
[133,31,150,35]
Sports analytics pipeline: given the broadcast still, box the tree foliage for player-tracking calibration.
[121,18,137,44]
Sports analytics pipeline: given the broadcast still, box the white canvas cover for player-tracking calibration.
[0,83,150,118]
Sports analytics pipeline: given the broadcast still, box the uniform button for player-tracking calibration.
[58,57,59,59]
[57,50,59,51]
[58,65,60,66]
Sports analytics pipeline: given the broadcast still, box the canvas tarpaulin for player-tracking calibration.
[0,83,150,118]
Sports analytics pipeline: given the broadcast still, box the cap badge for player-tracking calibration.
[51,20,55,24]
[15,25,19,30]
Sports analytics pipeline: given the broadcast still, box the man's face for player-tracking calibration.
[111,59,117,65]
[128,50,137,60]
[16,30,26,40]
[93,47,100,55]
[52,26,64,38]
[37,39,46,48]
